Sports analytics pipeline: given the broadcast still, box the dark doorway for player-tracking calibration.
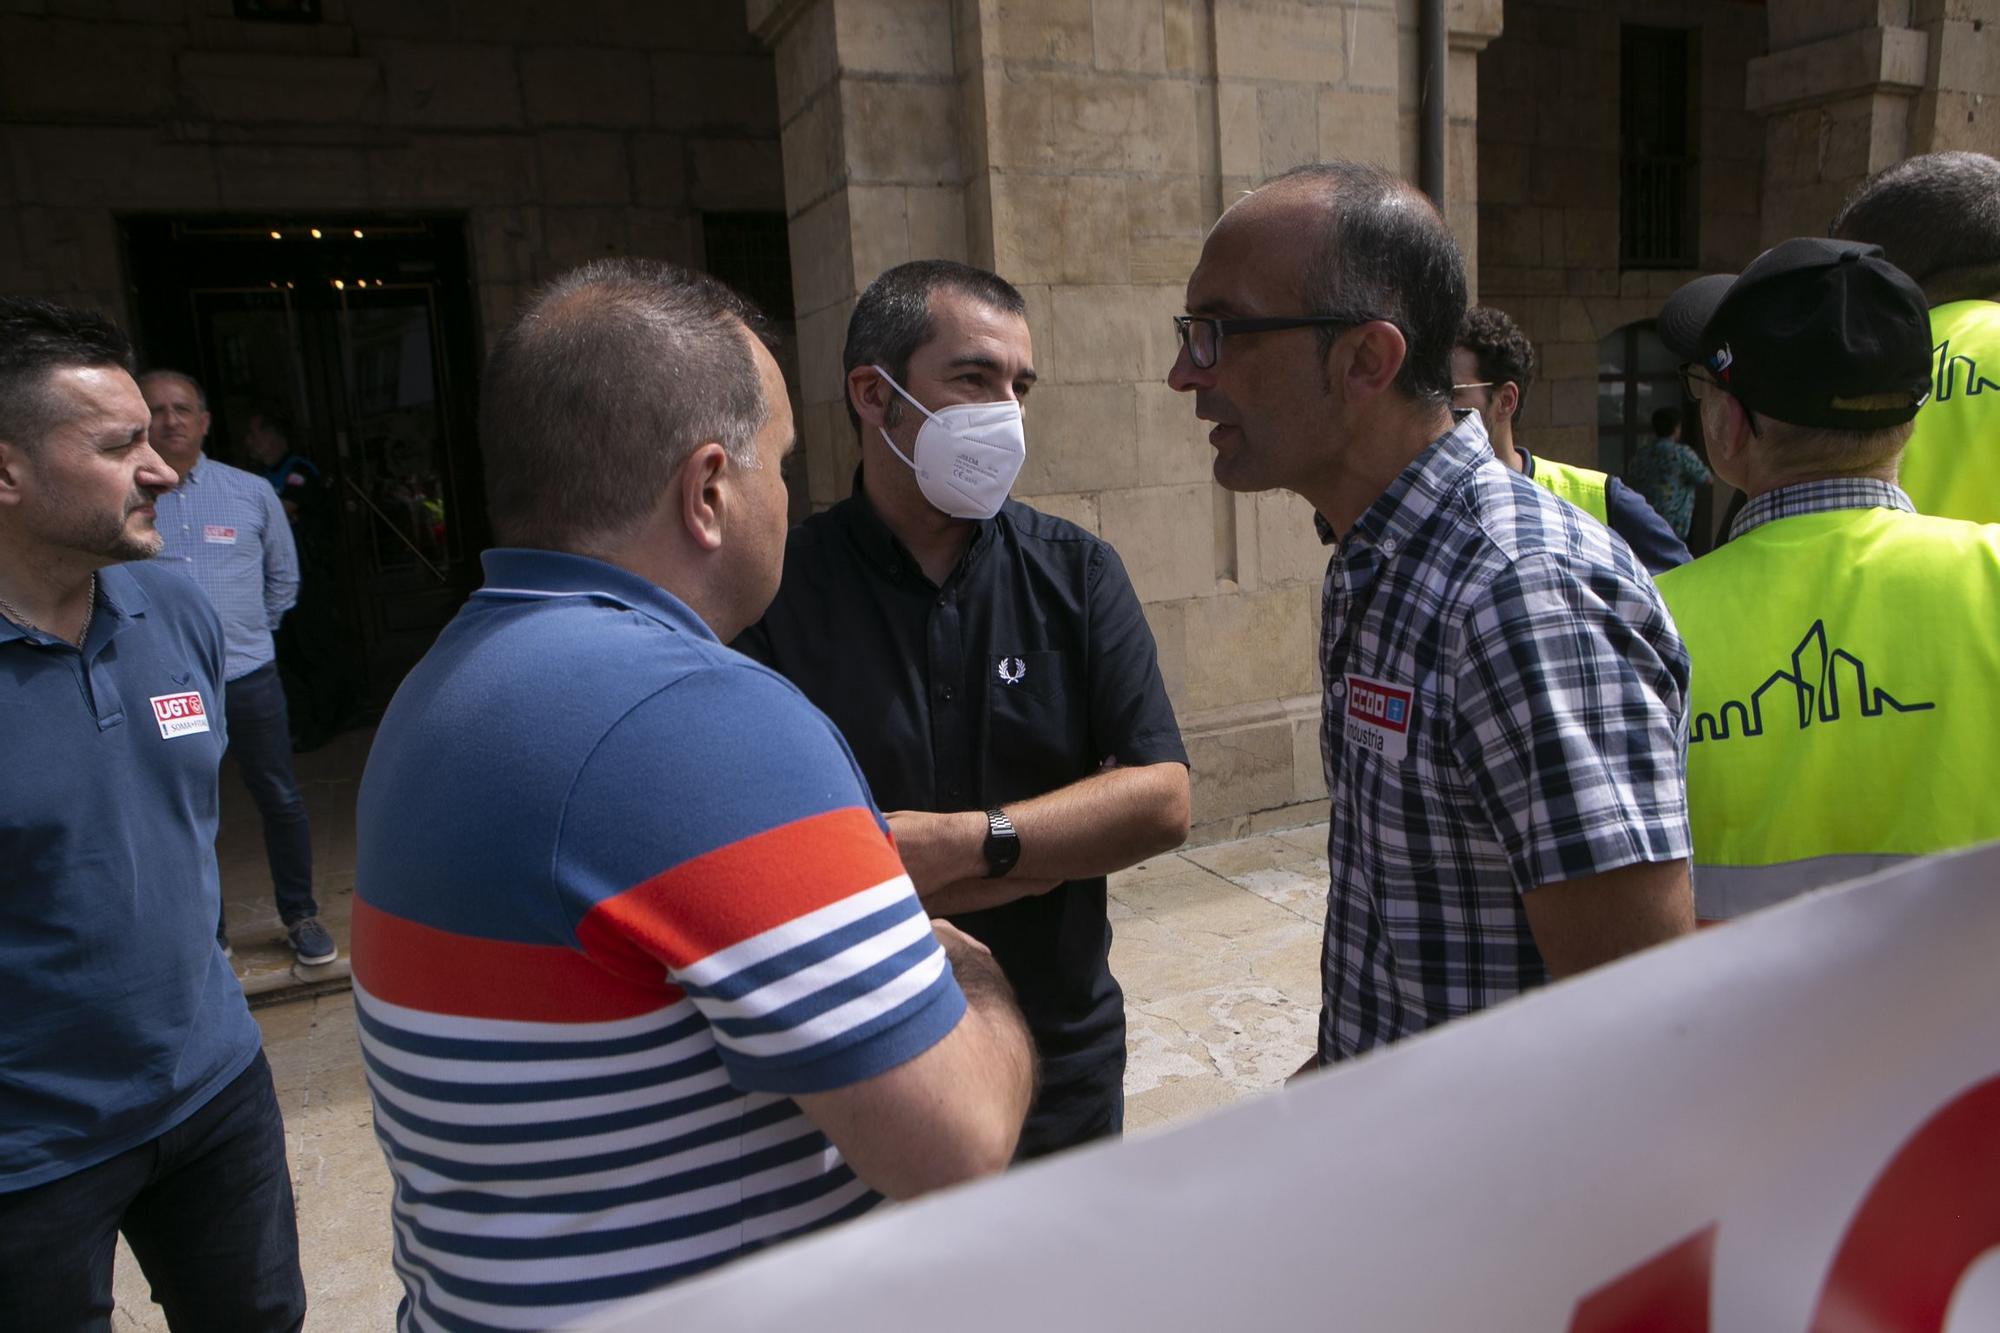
[121,216,486,712]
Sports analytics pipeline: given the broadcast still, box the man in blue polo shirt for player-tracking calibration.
[141,369,334,967]
[0,300,305,1329]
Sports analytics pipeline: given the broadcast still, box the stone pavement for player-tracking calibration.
[114,821,1331,1330]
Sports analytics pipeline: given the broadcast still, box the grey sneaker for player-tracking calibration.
[287,917,337,966]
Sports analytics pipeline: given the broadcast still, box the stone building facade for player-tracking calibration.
[1,0,1993,838]
[1478,0,1999,545]
[0,0,786,350]
[1475,0,1769,486]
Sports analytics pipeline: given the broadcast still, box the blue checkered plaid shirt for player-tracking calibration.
[1315,413,1691,1061]
[1729,476,1914,538]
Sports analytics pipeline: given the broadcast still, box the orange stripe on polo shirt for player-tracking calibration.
[350,896,674,1023]
[576,806,905,970]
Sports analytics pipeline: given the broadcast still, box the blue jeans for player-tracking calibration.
[0,1052,306,1332]
[223,663,316,927]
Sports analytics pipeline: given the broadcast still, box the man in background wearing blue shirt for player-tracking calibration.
[1452,305,1691,573]
[141,370,334,966]
[0,299,305,1329]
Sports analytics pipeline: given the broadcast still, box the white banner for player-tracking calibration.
[599,842,2000,1333]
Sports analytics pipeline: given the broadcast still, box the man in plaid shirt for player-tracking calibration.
[1169,163,1695,1065]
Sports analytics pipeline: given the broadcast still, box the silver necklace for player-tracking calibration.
[0,573,96,648]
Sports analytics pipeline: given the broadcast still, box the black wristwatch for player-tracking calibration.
[982,808,1020,879]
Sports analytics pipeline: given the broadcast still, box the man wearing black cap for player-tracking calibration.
[1654,237,2000,922]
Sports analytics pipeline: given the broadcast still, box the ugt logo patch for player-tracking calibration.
[1344,674,1413,762]
[149,691,210,739]
[202,524,237,544]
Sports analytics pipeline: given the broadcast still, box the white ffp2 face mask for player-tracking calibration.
[872,366,1026,520]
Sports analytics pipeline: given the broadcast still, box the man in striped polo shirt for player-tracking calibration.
[353,259,1035,1332]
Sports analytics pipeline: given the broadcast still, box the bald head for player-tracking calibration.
[1225,163,1467,405]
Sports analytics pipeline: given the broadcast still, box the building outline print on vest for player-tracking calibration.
[1933,337,1999,400]
[1689,619,1934,742]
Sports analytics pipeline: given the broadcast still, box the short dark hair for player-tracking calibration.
[0,298,135,449]
[138,368,209,412]
[842,260,1027,432]
[481,258,773,552]
[1455,305,1537,416]
[1831,151,2000,302]
[1272,162,1468,405]
[1651,406,1680,439]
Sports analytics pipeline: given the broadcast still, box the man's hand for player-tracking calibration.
[930,917,991,958]
[886,810,988,894]
[794,912,1036,1198]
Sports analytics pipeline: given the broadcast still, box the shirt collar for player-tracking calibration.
[1317,411,1491,580]
[1729,477,1914,540]
[472,548,717,642]
[838,467,995,587]
[0,562,148,652]
[178,454,209,485]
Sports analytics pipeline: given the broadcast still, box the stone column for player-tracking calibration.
[750,0,970,512]
[1747,2,1934,243]
[752,0,1496,838]
[1906,0,2000,153]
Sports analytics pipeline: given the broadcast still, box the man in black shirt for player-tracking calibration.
[737,260,1191,1159]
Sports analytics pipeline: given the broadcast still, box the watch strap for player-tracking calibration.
[982,807,1019,878]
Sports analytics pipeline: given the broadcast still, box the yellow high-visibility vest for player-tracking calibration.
[1655,504,2000,920]
[1900,299,2000,524]
[1529,457,1610,524]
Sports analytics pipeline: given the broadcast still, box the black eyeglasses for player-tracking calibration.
[1679,362,1759,436]
[1173,312,1389,370]
[1678,363,1719,402]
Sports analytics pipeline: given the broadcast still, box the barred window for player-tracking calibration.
[702,212,795,323]
[1621,25,1700,270]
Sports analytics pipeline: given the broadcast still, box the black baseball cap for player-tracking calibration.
[1657,237,1933,430]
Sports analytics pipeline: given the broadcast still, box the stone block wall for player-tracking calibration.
[1750,0,2000,242]
[1911,0,2000,153]
[0,0,785,364]
[1475,0,1767,469]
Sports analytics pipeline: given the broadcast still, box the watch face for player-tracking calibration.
[984,815,1020,877]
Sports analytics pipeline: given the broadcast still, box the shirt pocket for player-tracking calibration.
[985,650,1084,794]
[989,649,1065,704]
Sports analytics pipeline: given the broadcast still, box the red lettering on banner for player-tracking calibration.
[1567,1076,2000,1332]
[1568,1225,1714,1333]
[1811,1074,2000,1332]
